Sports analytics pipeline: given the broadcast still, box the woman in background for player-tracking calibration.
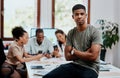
[1,26,43,78]
[53,29,67,58]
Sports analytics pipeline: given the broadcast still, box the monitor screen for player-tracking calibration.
[30,28,57,44]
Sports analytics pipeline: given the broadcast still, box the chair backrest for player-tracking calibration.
[0,39,6,67]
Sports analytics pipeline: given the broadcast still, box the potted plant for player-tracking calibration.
[96,19,119,61]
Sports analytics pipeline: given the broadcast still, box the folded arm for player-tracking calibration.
[65,44,101,61]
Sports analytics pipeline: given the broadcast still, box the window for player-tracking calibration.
[1,0,38,40]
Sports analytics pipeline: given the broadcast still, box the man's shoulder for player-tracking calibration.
[87,24,99,33]
[68,27,76,35]
[88,24,98,30]
[43,36,52,43]
[87,25,102,38]
[27,37,36,45]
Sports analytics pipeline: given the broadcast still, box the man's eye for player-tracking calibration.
[75,14,79,16]
[81,13,84,15]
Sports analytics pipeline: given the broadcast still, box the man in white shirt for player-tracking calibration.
[25,28,54,58]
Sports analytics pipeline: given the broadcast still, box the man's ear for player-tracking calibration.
[86,14,87,17]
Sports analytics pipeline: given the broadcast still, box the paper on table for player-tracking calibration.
[34,70,49,76]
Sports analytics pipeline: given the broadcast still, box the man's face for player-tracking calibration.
[36,32,44,43]
[72,9,87,26]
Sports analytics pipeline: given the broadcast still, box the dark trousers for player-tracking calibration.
[43,63,98,78]
[1,62,27,78]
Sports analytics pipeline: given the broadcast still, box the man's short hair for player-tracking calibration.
[72,4,86,13]
[35,28,44,36]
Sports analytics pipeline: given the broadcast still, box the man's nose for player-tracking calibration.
[78,14,82,18]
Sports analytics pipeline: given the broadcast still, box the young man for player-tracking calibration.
[25,28,54,58]
[43,4,102,78]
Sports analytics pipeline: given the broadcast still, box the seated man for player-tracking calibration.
[25,28,54,58]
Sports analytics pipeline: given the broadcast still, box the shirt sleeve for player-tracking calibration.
[92,29,103,45]
[66,30,74,47]
[10,46,21,57]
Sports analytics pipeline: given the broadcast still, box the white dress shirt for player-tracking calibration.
[25,36,54,54]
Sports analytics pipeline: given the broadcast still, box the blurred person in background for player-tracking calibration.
[52,29,67,59]
[25,28,54,58]
[1,26,43,78]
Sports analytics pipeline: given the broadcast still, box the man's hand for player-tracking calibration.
[36,54,44,60]
[44,53,52,58]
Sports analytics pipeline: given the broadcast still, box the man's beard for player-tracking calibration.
[76,19,85,26]
[77,21,84,26]
[37,40,42,45]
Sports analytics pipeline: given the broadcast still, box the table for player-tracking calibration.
[26,57,71,78]
[98,64,120,78]
[26,58,120,78]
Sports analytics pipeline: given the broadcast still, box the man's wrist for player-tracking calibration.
[71,50,74,55]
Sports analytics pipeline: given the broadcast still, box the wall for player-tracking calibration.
[91,0,120,68]
[114,0,120,68]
